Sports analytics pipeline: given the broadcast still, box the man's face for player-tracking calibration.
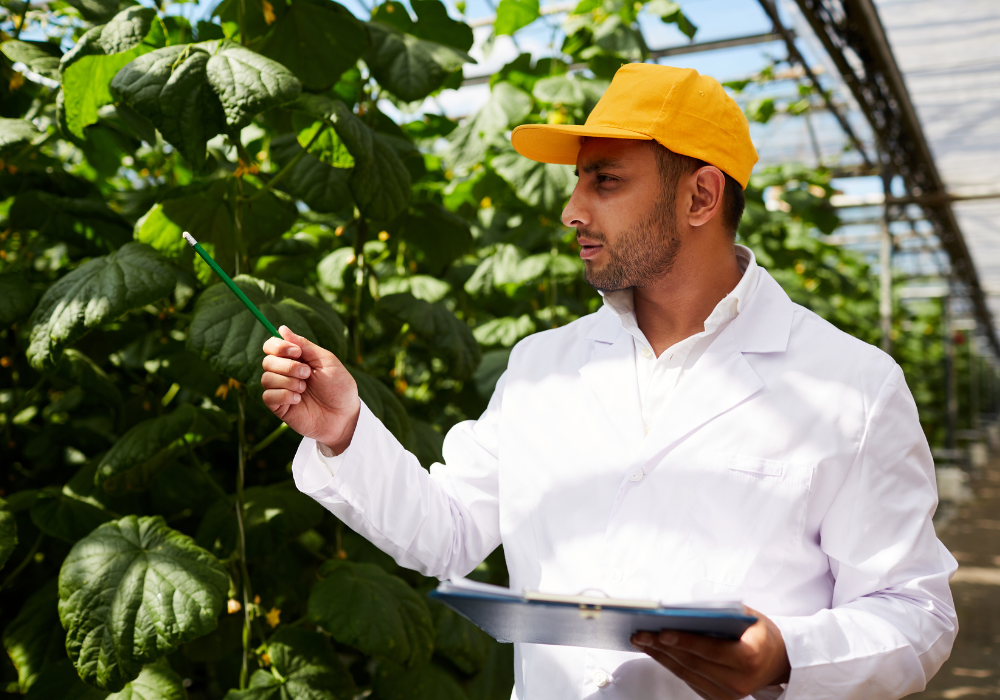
[561,138,679,293]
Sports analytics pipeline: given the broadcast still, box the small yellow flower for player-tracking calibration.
[9,73,25,91]
[228,598,242,614]
[253,595,261,605]
[265,607,281,628]
[262,0,276,24]
[260,652,272,666]
[378,230,390,241]
[479,197,492,209]
[794,262,806,275]
[335,225,345,236]
[233,159,259,178]
[0,357,12,368]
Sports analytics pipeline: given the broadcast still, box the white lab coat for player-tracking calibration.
[292,267,958,700]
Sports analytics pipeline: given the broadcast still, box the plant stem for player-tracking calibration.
[235,390,253,689]
[351,218,369,363]
[238,0,248,45]
[250,422,288,455]
[245,123,328,202]
[0,531,44,591]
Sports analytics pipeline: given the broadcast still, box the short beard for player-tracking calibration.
[581,186,680,293]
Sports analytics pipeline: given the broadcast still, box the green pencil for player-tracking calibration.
[182,231,281,339]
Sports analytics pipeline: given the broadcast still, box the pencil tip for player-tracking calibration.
[182,231,197,246]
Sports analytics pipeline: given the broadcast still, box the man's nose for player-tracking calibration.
[561,183,588,228]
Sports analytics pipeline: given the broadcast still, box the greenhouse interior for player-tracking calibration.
[1,0,999,696]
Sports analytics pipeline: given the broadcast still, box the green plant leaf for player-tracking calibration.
[188,275,347,383]
[491,152,574,215]
[269,133,352,215]
[307,560,433,669]
[3,580,64,693]
[94,404,230,494]
[10,190,133,249]
[56,348,123,408]
[22,659,109,700]
[0,117,40,150]
[135,180,298,283]
[364,21,473,103]
[380,293,481,379]
[379,275,451,303]
[347,368,411,445]
[0,273,37,327]
[472,348,511,398]
[30,488,115,542]
[446,82,533,171]
[257,0,369,91]
[107,659,186,700]
[26,242,175,371]
[223,627,357,700]
[60,7,159,138]
[64,0,118,22]
[405,419,444,469]
[428,598,492,674]
[316,246,356,295]
[0,39,62,81]
[111,40,301,167]
[0,497,15,571]
[532,74,585,106]
[399,202,473,276]
[410,0,474,51]
[494,0,539,36]
[371,661,467,700]
[58,515,229,691]
[472,314,536,347]
[466,642,515,700]
[196,481,323,560]
[643,0,697,39]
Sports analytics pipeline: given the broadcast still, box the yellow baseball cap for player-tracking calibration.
[510,63,759,189]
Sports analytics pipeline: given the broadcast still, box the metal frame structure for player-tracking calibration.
[784,0,1000,356]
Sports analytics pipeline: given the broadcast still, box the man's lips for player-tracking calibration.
[578,239,603,260]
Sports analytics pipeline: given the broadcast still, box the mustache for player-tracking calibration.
[576,228,608,244]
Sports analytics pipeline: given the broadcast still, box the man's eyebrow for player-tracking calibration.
[574,157,624,177]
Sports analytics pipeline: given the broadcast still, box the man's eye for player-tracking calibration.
[596,175,616,184]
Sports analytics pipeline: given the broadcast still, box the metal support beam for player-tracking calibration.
[880,170,894,352]
[788,0,1000,358]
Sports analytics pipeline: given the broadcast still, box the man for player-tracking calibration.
[261,64,957,699]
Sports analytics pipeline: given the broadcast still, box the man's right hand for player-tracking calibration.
[261,325,361,454]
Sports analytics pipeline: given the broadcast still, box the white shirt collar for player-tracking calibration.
[601,244,760,345]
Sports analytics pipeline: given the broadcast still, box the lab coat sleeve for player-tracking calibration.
[770,365,958,700]
[290,374,506,580]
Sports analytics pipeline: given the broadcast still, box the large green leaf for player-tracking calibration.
[466,642,515,700]
[10,190,133,249]
[135,180,298,283]
[60,7,159,138]
[188,275,347,383]
[111,40,300,167]
[0,39,62,81]
[257,0,369,91]
[0,497,16,571]
[410,0,474,51]
[107,659,186,700]
[308,560,434,669]
[0,274,36,327]
[58,515,229,691]
[644,0,697,39]
[30,488,114,542]
[22,659,108,700]
[491,152,574,215]
[364,21,473,102]
[269,133,352,215]
[494,0,539,36]
[3,581,64,693]
[196,481,323,560]
[472,315,536,347]
[399,203,472,276]
[380,293,481,380]
[446,82,533,170]
[0,117,40,150]
[532,74,585,106]
[56,348,123,408]
[371,661,467,700]
[347,368,410,445]
[405,419,445,469]
[64,0,118,22]
[428,598,492,674]
[223,627,357,700]
[94,404,230,494]
[472,348,511,399]
[292,94,412,220]
[26,243,175,371]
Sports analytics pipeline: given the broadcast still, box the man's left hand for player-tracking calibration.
[631,607,790,700]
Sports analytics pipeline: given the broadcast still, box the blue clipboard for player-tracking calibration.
[428,583,757,653]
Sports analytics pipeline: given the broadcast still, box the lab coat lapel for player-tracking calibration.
[638,322,763,464]
[579,311,646,454]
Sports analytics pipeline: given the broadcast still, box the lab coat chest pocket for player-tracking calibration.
[685,453,815,588]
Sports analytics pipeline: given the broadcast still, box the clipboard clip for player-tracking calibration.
[579,604,602,620]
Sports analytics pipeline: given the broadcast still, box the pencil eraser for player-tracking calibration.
[182,231,197,246]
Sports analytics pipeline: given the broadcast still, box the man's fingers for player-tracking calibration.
[652,631,744,668]
[263,336,301,358]
[262,354,312,378]
[642,648,730,700]
[646,645,748,696]
[263,388,301,408]
[279,325,330,363]
[261,372,306,392]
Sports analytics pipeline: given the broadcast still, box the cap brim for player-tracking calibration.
[510,124,654,164]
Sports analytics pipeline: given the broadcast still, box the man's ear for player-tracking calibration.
[687,166,726,228]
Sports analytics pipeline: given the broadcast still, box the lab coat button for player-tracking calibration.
[594,671,610,688]
[629,468,644,482]
[640,348,653,359]
[608,569,623,583]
